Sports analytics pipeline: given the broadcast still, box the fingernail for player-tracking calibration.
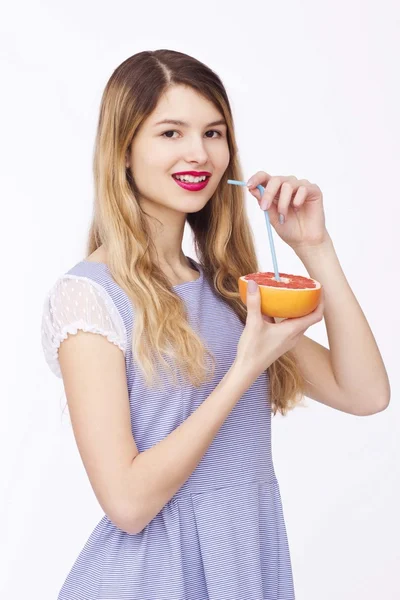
[279,214,285,224]
[246,179,254,187]
[247,279,258,293]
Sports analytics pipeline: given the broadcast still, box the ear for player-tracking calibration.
[125,154,130,169]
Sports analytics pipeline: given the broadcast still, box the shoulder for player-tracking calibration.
[41,271,127,378]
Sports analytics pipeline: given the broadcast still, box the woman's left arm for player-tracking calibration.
[294,234,391,412]
[246,171,391,415]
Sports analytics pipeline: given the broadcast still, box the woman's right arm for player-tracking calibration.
[58,329,251,536]
[125,361,250,534]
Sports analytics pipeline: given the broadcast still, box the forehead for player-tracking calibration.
[149,85,225,126]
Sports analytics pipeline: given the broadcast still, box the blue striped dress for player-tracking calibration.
[41,255,295,600]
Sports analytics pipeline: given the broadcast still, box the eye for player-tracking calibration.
[162,130,179,139]
[161,130,223,139]
[205,130,223,138]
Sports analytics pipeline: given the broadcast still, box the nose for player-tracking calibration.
[183,136,209,165]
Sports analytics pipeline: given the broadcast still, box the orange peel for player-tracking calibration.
[238,272,322,319]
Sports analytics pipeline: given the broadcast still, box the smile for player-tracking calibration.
[172,175,210,191]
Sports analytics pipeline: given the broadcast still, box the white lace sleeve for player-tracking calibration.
[41,275,128,379]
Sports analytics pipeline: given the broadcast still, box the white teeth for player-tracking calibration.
[174,174,207,183]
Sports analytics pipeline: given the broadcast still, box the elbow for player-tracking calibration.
[374,395,391,414]
[353,395,391,416]
[109,502,149,536]
[100,494,139,534]
[124,514,150,535]
[348,380,391,416]
[126,520,147,536]
[108,509,142,535]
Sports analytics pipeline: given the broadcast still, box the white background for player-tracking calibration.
[1,0,399,598]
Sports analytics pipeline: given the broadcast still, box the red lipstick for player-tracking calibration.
[172,171,211,192]
[172,171,211,176]
[172,176,210,192]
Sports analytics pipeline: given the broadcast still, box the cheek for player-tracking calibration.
[145,152,177,178]
[215,144,230,171]
[216,154,230,178]
[131,152,163,183]
[224,152,231,170]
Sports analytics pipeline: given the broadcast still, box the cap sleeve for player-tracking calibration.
[41,275,128,378]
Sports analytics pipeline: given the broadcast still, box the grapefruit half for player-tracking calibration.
[238,272,322,318]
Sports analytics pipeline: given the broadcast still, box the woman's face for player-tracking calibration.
[126,85,230,217]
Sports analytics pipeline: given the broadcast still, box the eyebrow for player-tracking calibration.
[153,118,227,128]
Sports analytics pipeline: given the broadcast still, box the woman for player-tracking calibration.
[41,49,390,599]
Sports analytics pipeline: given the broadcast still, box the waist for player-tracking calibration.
[175,469,278,500]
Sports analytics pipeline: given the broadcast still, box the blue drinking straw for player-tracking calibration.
[227,179,281,282]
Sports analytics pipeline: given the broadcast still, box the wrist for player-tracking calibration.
[292,232,333,259]
[230,358,269,390]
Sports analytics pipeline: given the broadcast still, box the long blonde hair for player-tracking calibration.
[86,49,307,416]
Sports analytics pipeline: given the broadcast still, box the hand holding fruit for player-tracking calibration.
[234,279,325,386]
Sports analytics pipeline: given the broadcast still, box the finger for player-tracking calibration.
[262,314,275,323]
[315,288,325,313]
[292,186,307,211]
[245,280,262,325]
[247,171,271,190]
[248,187,263,203]
[274,317,286,324]
[264,176,298,211]
[278,297,324,335]
[306,297,325,325]
[276,181,294,221]
[302,292,325,325]
[261,177,283,211]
